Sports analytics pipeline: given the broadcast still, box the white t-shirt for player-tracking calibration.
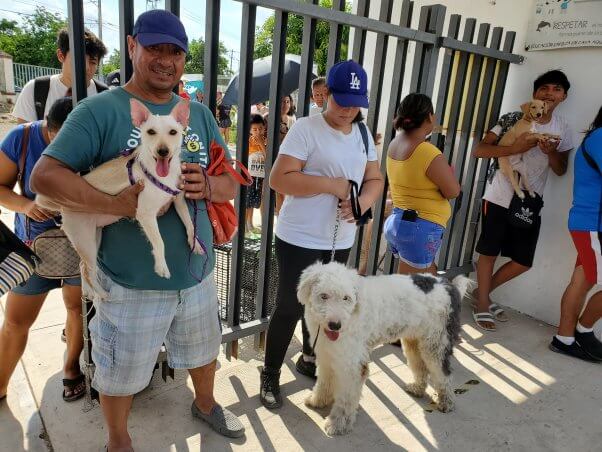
[309,103,323,116]
[12,74,98,122]
[276,113,378,249]
[483,113,573,208]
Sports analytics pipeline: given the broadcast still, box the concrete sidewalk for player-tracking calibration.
[1,283,601,452]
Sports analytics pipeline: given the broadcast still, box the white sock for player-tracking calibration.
[302,354,315,363]
[576,322,594,333]
[555,335,575,346]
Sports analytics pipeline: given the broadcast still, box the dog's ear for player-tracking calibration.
[520,102,531,116]
[130,99,151,128]
[171,100,190,128]
[297,262,322,306]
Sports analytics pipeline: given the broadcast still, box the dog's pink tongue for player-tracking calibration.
[156,158,170,177]
[324,329,339,341]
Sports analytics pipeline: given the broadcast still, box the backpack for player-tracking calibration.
[33,75,108,120]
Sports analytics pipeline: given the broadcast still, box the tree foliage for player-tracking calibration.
[101,49,121,76]
[253,0,351,76]
[0,8,66,68]
[185,38,232,76]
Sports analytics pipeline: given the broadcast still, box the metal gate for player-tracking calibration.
[65,0,522,359]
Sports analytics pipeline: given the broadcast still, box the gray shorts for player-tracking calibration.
[90,270,221,396]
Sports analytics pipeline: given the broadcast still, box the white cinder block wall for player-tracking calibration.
[353,0,602,336]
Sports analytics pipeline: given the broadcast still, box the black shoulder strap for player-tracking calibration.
[93,79,108,93]
[357,122,369,155]
[582,140,600,175]
[33,76,51,121]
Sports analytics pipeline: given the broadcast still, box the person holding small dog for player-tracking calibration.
[551,106,602,361]
[0,97,85,403]
[384,93,460,275]
[259,60,384,409]
[471,70,574,331]
[30,10,244,449]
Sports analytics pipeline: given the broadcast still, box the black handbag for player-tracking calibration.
[508,190,544,229]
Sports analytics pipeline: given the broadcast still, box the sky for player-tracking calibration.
[0,0,274,72]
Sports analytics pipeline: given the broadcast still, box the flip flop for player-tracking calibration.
[473,310,496,332]
[62,374,86,402]
[489,303,508,322]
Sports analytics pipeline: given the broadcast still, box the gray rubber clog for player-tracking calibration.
[191,402,245,438]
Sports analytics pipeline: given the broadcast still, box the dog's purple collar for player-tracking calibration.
[123,149,181,197]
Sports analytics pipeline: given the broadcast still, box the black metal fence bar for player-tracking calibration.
[430,14,461,148]
[327,0,346,70]
[461,27,504,265]
[297,0,319,118]
[165,0,180,15]
[204,0,221,114]
[351,0,370,63]
[409,5,445,96]
[447,23,491,268]
[118,0,134,85]
[440,36,523,64]
[67,0,87,103]
[225,3,257,358]
[366,0,413,276]
[255,10,288,316]
[436,18,476,268]
[234,0,438,45]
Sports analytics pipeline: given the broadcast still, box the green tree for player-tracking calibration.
[253,0,351,75]
[185,38,233,76]
[0,8,66,68]
[101,49,120,76]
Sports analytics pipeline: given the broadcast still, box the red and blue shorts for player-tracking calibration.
[570,230,602,285]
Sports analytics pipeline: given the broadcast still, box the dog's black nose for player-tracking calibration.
[536,113,541,117]
[328,321,341,331]
[157,147,169,157]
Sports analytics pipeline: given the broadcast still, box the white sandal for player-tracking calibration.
[488,303,508,322]
[473,310,496,332]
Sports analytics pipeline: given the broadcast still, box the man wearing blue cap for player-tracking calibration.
[31,9,244,449]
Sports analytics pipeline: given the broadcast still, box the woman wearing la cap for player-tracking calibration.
[259,60,384,409]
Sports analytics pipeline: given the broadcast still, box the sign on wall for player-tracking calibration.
[526,0,602,51]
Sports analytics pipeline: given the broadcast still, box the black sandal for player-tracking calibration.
[62,374,86,402]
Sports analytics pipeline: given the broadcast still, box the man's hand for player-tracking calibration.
[113,181,144,218]
[538,137,560,155]
[24,201,55,222]
[180,163,208,200]
[511,132,540,154]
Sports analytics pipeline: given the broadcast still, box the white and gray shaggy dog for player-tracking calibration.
[298,261,471,436]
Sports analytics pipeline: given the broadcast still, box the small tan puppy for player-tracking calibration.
[37,99,202,301]
[497,99,560,199]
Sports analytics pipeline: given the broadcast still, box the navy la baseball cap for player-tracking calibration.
[326,60,369,108]
[132,10,188,53]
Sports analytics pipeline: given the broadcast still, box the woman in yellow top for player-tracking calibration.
[384,93,460,274]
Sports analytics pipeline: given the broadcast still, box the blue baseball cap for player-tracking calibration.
[326,60,369,108]
[132,10,188,53]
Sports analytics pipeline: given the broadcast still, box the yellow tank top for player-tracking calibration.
[387,141,451,227]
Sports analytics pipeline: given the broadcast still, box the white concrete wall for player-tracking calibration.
[355,0,602,332]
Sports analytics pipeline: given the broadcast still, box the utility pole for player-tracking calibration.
[90,0,103,77]
[229,49,234,74]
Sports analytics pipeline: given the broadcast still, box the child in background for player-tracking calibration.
[309,77,327,116]
[246,114,267,233]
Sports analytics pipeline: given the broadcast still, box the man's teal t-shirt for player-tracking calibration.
[43,87,229,290]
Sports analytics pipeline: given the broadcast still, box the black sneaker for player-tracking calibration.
[295,355,317,379]
[260,367,282,409]
[549,336,599,362]
[575,331,602,361]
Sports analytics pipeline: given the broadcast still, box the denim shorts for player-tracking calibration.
[90,269,221,396]
[384,208,445,269]
[11,273,81,295]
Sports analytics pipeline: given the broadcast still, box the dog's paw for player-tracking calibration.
[191,238,205,255]
[436,393,455,413]
[154,263,171,279]
[304,394,329,409]
[324,415,352,436]
[405,383,426,398]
